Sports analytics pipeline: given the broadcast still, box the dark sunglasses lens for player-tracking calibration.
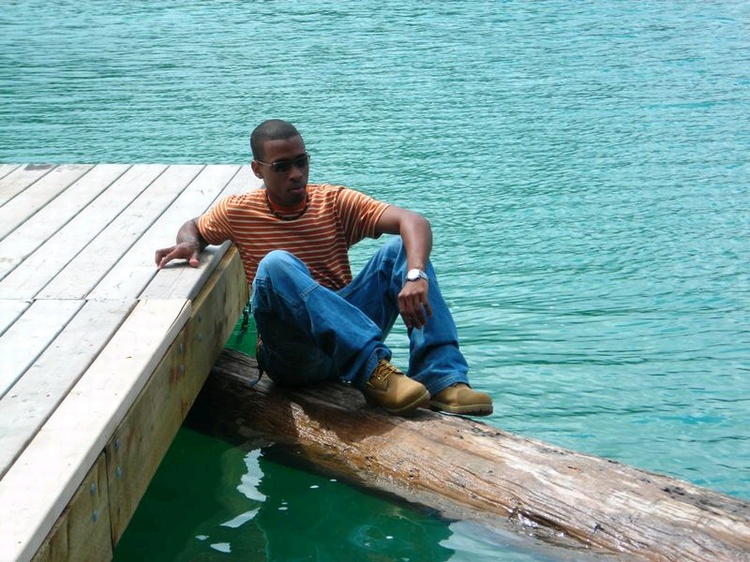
[269,155,308,173]
[271,161,292,173]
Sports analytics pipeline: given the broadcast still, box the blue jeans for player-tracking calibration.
[251,237,469,395]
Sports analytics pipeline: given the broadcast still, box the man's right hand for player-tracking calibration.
[155,218,207,269]
[155,242,201,269]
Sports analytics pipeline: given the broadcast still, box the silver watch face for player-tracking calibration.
[407,269,426,281]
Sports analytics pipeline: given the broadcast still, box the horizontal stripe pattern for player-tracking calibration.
[198,184,389,289]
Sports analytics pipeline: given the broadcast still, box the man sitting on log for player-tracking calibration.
[155,119,492,417]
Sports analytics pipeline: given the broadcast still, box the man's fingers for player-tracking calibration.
[155,245,200,269]
[188,251,200,268]
[400,300,429,329]
[155,248,174,269]
[398,282,431,329]
[157,251,175,269]
[155,247,170,267]
[422,298,433,318]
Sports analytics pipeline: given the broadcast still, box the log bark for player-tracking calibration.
[192,349,750,562]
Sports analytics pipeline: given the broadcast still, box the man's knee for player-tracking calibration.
[383,236,404,253]
[252,250,315,311]
[377,236,406,264]
[257,250,302,279]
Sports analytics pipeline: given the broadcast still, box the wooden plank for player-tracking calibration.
[0,300,30,337]
[89,164,241,300]
[0,164,20,181]
[140,165,258,300]
[0,299,134,477]
[30,453,112,562]
[0,164,131,286]
[0,165,92,240]
[139,165,258,300]
[0,165,165,296]
[141,242,231,300]
[0,298,191,562]
[107,248,248,545]
[0,164,53,206]
[0,300,83,399]
[37,165,204,300]
[197,351,750,562]
[221,164,258,199]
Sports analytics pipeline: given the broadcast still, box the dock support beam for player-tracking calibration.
[31,248,248,561]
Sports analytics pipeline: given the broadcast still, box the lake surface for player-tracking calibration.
[2,1,748,560]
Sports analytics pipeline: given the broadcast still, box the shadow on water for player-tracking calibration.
[112,426,622,562]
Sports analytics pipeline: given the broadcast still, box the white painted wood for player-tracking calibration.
[141,165,259,300]
[0,164,130,286]
[0,300,83,399]
[0,164,256,560]
[38,165,204,300]
[0,164,258,560]
[0,164,53,206]
[225,165,259,197]
[0,300,30,338]
[0,164,20,182]
[0,298,191,562]
[89,164,242,300]
[0,165,92,240]
[0,165,166,297]
[142,243,231,300]
[0,299,135,477]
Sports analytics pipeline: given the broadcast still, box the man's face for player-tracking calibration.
[251,135,309,207]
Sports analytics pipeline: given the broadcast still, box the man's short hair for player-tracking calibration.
[251,119,301,160]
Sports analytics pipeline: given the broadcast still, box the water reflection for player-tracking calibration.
[114,429,457,561]
[229,447,455,562]
[115,428,612,562]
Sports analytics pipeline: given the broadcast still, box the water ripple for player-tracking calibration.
[2,0,749,515]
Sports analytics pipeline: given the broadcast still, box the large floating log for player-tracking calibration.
[192,349,750,562]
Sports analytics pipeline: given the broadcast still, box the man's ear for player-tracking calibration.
[251,160,263,179]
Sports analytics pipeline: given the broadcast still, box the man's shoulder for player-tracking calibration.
[219,189,266,207]
[309,183,381,202]
[308,183,346,195]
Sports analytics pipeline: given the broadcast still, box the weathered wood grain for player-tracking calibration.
[0,298,191,561]
[0,165,92,240]
[195,349,750,562]
[0,164,163,292]
[30,454,112,562]
[106,246,248,545]
[0,164,51,205]
[0,299,135,477]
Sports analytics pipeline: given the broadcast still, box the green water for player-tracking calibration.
[113,425,588,562]
[2,1,749,560]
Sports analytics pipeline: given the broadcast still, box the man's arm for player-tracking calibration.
[375,206,434,329]
[154,218,208,269]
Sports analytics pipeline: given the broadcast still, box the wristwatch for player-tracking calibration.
[406,269,428,282]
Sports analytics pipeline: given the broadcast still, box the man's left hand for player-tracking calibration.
[398,279,432,329]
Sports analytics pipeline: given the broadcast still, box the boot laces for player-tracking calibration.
[372,359,402,384]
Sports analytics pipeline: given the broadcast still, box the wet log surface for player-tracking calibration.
[191,349,750,562]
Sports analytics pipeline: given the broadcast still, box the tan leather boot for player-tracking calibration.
[430,383,493,416]
[363,359,430,416]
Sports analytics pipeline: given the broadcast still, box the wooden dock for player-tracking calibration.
[0,164,256,561]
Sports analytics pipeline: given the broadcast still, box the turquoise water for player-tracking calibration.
[2,1,749,560]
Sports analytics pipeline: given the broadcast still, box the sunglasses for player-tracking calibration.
[255,153,310,173]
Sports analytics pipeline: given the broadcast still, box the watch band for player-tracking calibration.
[406,268,428,282]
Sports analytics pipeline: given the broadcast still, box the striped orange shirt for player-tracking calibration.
[197,184,390,290]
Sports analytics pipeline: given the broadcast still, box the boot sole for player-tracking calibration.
[429,401,494,416]
[366,390,430,416]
